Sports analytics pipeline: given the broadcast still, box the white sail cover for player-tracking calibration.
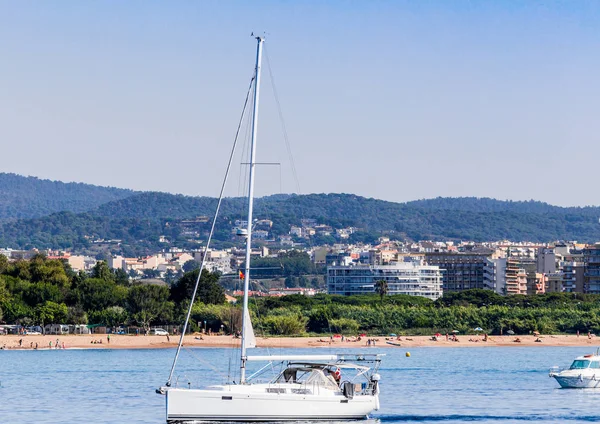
[243,307,256,349]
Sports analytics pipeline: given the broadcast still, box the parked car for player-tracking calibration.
[150,328,169,336]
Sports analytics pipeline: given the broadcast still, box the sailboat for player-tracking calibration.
[158,36,383,423]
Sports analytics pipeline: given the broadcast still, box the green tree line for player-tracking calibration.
[0,254,225,333]
[3,254,600,337]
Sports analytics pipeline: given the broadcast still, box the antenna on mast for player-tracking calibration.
[250,31,268,39]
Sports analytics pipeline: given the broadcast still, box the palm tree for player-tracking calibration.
[375,279,388,302]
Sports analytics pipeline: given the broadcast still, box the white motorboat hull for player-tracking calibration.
[166,387,379,422]
[553,374,600,388]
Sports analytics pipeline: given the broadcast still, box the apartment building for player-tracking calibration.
[484,257,507,294]
[327,263,443,300]
[583,244,600,294]
[424,252,491,292]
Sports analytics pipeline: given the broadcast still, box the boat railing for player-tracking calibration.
[171,375,376,395]
[549,366,567,377]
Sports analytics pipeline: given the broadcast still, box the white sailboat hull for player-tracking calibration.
[166,386,379,422]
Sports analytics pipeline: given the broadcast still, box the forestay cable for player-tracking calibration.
[165,75,256,387]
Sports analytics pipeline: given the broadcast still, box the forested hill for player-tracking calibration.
[0,173,135,221]
[406,197,600,216]
[1,191,600,254]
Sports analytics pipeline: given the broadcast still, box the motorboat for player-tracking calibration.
[550,352,600,388]
[157,36,384,422]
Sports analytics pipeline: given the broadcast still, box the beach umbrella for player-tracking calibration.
[451,330,460,333]
[506,330,515,335]
[435,333,442,337]
[474,327,483,332]
[389,333,397,337]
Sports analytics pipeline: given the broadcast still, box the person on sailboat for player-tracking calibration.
[328,367,342,386]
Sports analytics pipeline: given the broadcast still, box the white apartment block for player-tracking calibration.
[327,263,443,300]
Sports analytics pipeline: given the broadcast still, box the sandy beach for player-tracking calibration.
[2,333,600,350]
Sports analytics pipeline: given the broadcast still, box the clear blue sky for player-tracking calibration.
[1,1,599,206]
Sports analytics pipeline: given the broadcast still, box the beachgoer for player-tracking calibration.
[107,334,110,344]
[166,334,170,342]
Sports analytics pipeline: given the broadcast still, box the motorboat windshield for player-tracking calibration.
[570,360,591,369]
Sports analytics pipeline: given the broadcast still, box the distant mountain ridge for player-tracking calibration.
[1,173,600,254]
[406,197,600,216]
[0,173,135,221]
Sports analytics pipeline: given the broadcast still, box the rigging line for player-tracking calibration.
[264,48,323,346]
[248,294,277,378]
[165,74,256,387]
[265,45,319,261]
[237,86,254,199]
[181,345,230,381]
[242,88,254,194]
[264,45,302,195]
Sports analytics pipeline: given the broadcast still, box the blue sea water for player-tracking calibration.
[0,345,599,423]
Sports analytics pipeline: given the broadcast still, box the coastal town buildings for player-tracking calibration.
[5,236,600,299]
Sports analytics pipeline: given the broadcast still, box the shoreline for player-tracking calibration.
[2,334,600,350]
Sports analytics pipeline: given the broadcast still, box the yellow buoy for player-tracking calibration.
[405,352,411,357]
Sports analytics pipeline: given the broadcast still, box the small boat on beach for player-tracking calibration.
[550,352,600,388]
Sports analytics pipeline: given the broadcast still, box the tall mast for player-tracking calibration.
[240,35,264,384]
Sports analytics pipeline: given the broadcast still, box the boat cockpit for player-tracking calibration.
[274,365,341,391]
[570,358,600,369]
